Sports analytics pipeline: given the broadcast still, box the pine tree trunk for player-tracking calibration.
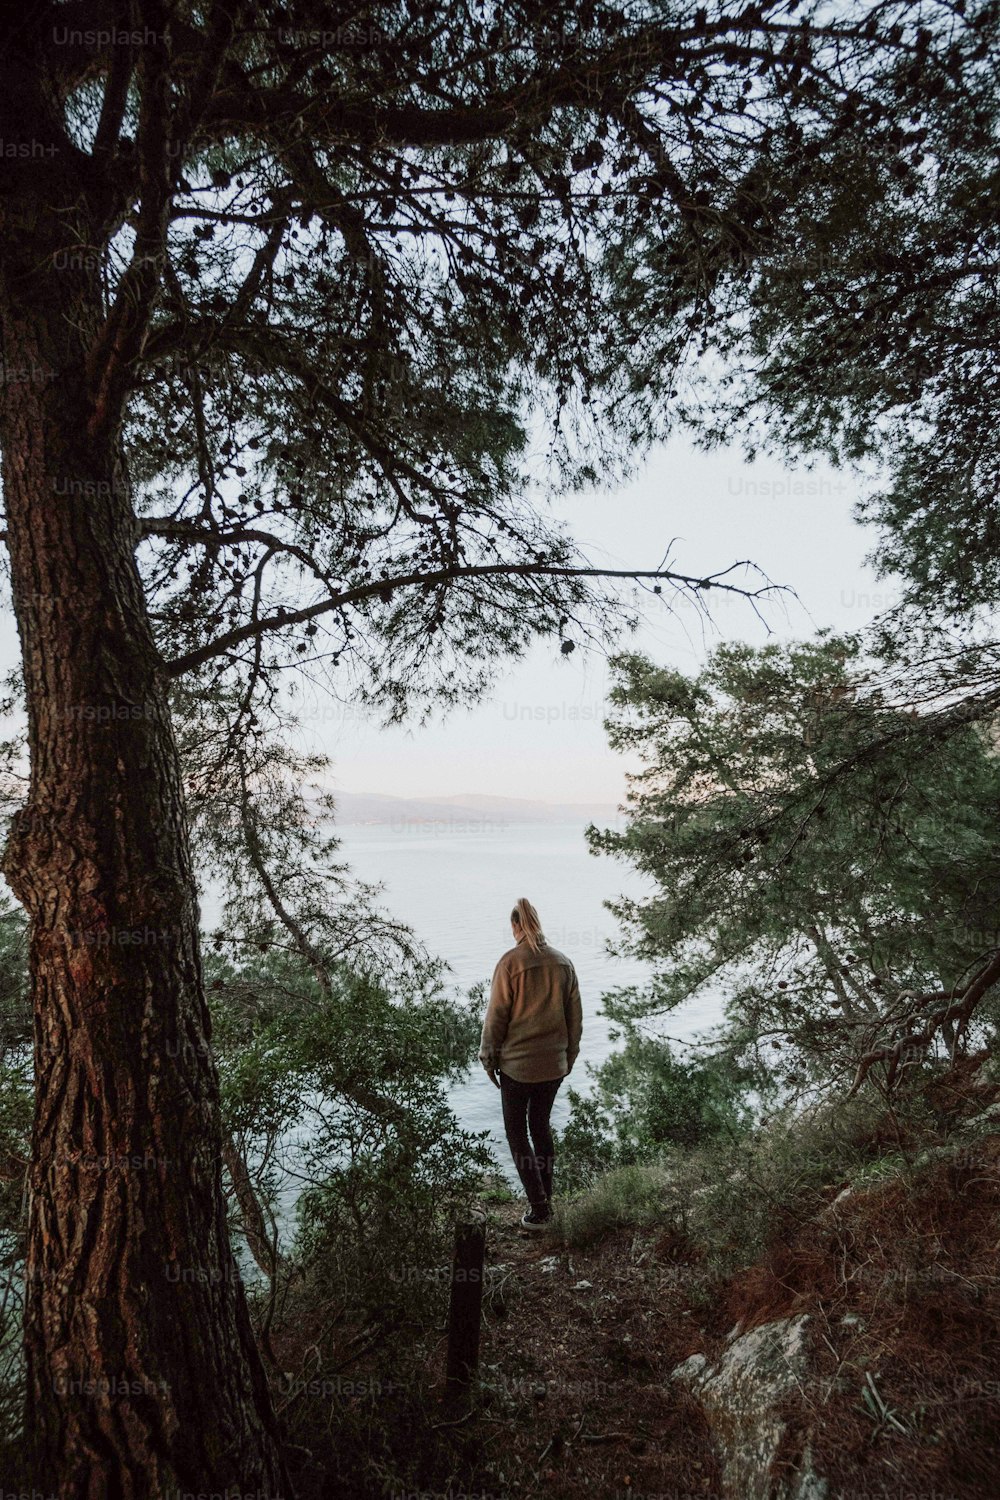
[0,210,291,1500]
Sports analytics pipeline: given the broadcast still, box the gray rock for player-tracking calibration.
[671,1313,826,1500]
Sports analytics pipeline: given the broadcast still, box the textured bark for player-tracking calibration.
[0,173,291,1500]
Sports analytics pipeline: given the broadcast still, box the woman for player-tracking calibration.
[479,898,583,1230]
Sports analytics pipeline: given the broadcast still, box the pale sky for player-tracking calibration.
[0,434,892,805]
[310,434,891,805]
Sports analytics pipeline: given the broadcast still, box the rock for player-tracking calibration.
[671,1313,826,1500]
[975,1053,1000,1086]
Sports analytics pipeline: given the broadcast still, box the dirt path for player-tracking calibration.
[451,1201,722,1499]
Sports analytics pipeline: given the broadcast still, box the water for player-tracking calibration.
[334,821,724,1180]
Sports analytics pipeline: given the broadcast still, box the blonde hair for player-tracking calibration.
[511,897,545,954]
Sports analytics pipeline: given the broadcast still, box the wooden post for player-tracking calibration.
[444,1215,486,1404]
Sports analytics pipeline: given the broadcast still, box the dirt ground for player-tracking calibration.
[423,1199,724,1500]
[277,1067,1000,1500]
[418,1134,1000,1500]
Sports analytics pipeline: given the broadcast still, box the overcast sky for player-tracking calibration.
[303,434,893,806]
[0,433,894,807]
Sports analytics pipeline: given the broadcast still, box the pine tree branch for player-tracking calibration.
[163,560,780,676]
[196,10,893,152]
[86,0,243,439]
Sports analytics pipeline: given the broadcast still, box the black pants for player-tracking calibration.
[499,1069,563,1210]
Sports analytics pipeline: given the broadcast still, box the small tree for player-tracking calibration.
[559,1029,757,1187]
[591,637,1000,1097]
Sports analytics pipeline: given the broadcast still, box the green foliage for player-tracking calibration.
[665,1096,887,1278]
[558,1091,887,1270]
[652,2,1000,620]
[587,637,1000,1092]
[19,0,956,751]
[175,676,433,984]
[204,950,497,1499]
[558,1031,757,1190]
[207,949,492,1305]
[556,1158,678,1248]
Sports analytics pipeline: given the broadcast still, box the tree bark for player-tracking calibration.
[0,193,291,1500]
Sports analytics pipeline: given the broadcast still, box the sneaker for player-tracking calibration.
[520,1205,553,1231]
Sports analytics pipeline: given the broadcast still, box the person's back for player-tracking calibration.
[481,936,581,1083]
[479,898,582,1231]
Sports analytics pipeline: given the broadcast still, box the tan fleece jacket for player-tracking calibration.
[479,938,583,1083]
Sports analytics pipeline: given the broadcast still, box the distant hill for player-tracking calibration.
[325,789,621,827]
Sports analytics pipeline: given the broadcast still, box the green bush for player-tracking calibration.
[204,952,498,1496]
[557,1091,890,1269]
[557,1029,757,1193]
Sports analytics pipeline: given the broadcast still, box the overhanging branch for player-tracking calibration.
[163,559,781,677]
[197,11,881,152]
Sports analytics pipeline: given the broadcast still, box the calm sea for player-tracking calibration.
[334,821,724,1182]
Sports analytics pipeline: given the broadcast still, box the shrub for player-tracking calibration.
[557,1029,757,1192]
